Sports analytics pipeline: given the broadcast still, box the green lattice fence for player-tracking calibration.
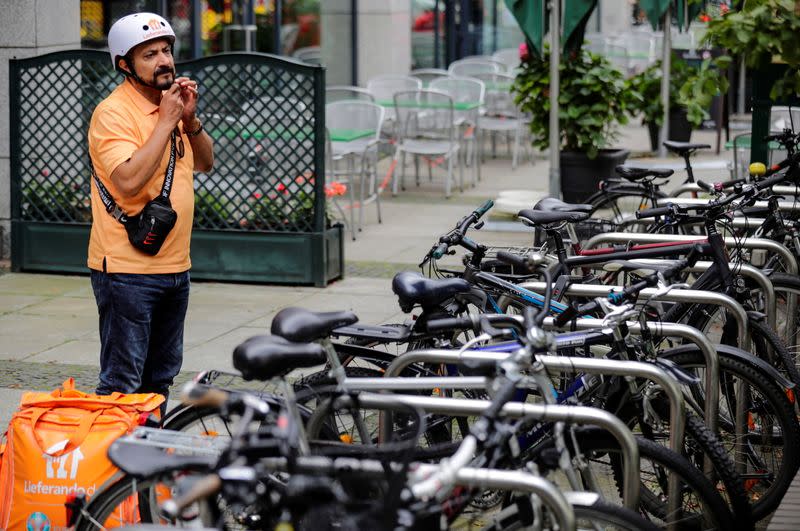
[10,50,342,286]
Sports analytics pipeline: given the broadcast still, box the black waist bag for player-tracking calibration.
[124,196,178,256]
[91,128,182,257]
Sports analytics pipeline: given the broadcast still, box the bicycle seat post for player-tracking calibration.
[683,151,695,184]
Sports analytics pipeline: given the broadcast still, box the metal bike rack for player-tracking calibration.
[330,392,640,511]
[542,318,721,482]
[773,184,800,196]
[377,349,686,455]
[729,217,767,230]
[668,183,800,199]
[351,352,677,518]
[520,282,750,350]
[656,196,800,213]
[668,183,705,197]
[573,260,777,332]
[581,232,798,341]
[582,233,798,276]
[262,455,577,531]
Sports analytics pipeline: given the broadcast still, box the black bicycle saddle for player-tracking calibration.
[108,437,218,479]
[392,271,471,312]
[662,141,711,157]
[271,307,359,342]
[234,334,327,381]
[533,196,593,213]
[615,165,674,182]
[517,208,589,226]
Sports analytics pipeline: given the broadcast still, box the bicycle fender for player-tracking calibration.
[659,343,795,390]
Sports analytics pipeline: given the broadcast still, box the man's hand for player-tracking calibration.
[159,83,184,128]
[176,76,198,126]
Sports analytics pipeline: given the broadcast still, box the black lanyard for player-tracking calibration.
[90,127,179,225]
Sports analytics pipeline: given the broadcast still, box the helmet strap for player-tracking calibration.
[120,54,169,90]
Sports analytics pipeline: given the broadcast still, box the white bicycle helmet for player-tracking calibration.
[108,12,175,72]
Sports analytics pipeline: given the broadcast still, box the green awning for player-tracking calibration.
[639,0,700,31]
[503,0,597,58]
[504,0,546,57]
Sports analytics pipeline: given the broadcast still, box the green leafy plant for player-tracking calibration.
[243,176,334,232]
[512,45,635,158]
[194,189,232,228]
[22,177,91,222]
[678,56,730,128]
[627,54,730,128]
[702,0,800,100]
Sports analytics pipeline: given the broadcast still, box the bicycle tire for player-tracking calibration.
[585,187,667,235]
[485,495,662,531]
[295,366,476,447]
[572,498,663,531]
[767,271,800,368]
[661,348,800,520]
[673,297,800,388]
[608,384,753,525]
[531,428,736,530]
[73,472,219,530]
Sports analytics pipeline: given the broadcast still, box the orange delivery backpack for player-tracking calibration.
[0,378,164,530]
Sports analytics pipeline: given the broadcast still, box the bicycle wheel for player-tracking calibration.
[661,348,800,520]
[680,299,800,388]
[163,392,340,443]
[481,495,662,531]
[585,187,665,234]
[530,428,736,530]
[610,391,753,526]
[768,271,800,369]
[73,472,218,530]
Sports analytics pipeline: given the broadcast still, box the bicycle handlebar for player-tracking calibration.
[695,179,715,193]
[431,242,450,260]
[422,201,494,266]
[635,206,672,220]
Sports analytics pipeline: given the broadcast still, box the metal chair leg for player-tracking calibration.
[457,147,464,194]
[391,149,401,196]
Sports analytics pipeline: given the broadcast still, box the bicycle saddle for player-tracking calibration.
[392,271,471,312]
[234,334,327,381]
[517,208,589,226]
[615,165,674,182]
[662,141,711,156]
[271,307,359,342]
[533,196,593,213]
[108,437,217,479]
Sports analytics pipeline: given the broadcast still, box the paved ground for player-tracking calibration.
[0,123,730,428]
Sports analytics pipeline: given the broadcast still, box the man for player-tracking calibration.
[87,12,213,406]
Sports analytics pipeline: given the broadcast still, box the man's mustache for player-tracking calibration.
[154,67,175,76]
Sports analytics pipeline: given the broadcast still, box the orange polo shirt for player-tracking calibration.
[87,80,194,273]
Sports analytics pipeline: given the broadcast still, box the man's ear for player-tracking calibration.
[118,56,132,76]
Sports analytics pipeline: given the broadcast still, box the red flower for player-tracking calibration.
[253,192,263,199]
[325,181,347,198]
[519,42,529,61]
[276,183,289,195]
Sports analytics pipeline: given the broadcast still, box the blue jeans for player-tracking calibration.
[90,270,190,402]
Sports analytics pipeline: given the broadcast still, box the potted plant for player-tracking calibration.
[628,54,730,151]
[701,0,800,100]
[512,45,635,203]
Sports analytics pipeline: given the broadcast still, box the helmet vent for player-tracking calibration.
[142,25,149,30]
